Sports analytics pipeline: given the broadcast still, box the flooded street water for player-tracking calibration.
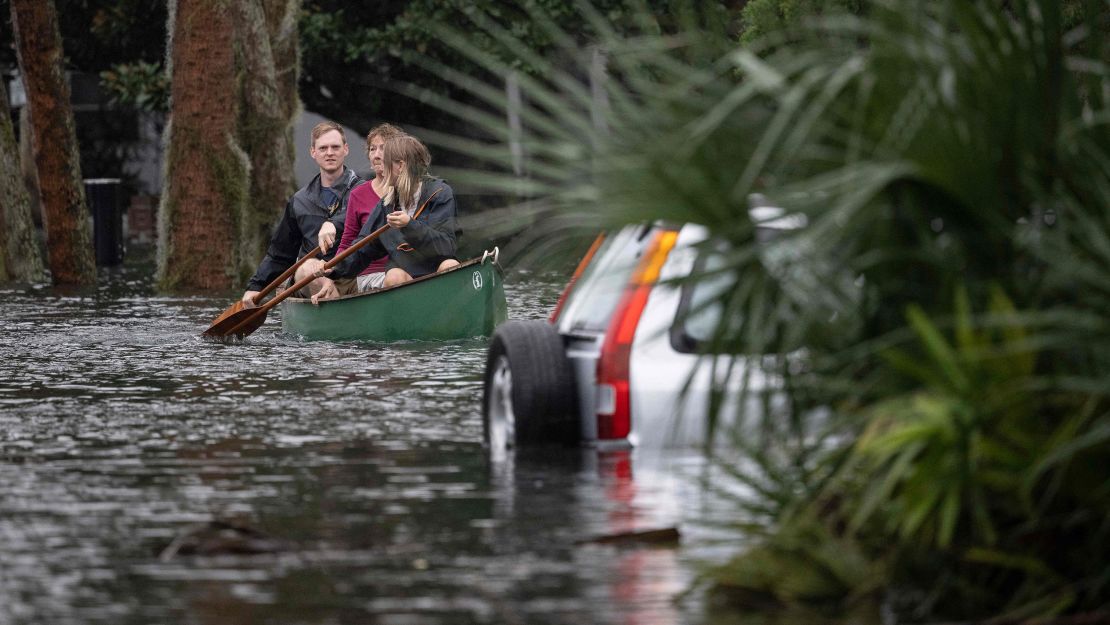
[0,260,741,625]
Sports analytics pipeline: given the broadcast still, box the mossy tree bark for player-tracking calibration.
[10,0,96,285]
[159,0,244,290]
[234,0,301,278]
[0,79,44,283]
[158,0,302,291]
[19,108,43,229]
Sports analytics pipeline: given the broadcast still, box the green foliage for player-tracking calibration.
[850,289,1036,549]
[302,0,729,71]
[739,0,866,44]
[415,0,1110,620]
[706,512,886,611]
[0,0,167,72]
[297,0,737,167]
[737,0,1095,44]
[99,61,169,113]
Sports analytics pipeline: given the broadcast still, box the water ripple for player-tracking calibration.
[0,263,734,625]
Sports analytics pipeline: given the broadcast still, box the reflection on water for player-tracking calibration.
[0,260,737,625]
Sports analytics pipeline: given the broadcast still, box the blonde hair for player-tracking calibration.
[382,134,432,211]
[310,121,345,148]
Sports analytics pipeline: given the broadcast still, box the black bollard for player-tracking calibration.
[84,178,124,266]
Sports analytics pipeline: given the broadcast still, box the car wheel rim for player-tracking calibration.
[488,355,515,460]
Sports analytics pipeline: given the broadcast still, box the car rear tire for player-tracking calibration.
[483,320,579,451]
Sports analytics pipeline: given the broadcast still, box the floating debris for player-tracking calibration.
[575,526,681,547]
[159,519,291,561]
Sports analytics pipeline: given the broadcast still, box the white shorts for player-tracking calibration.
[356,272,386,291]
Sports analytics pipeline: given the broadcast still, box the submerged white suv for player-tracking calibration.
[483,217,790,453]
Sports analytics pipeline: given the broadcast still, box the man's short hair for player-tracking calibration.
[310,121,346,148]
[366,123,405,150]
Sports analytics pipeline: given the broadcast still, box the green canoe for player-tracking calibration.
[281,252,507,342]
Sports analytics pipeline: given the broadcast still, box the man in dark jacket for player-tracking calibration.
[240,121,363,307]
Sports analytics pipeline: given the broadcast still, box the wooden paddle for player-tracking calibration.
[205,188,442,340]
[202,245,323,337]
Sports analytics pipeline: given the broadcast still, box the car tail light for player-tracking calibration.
[550,232,606,323]
[596,229,678,439]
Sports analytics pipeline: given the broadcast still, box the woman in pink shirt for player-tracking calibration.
[324,123,405,294]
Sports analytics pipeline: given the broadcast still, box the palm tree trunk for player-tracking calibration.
[10,0,95,285]
[158,0,302,291]
[234,0,301,279]
[0,78,44,283]
[157,0,245,290]
[19,105,42,228]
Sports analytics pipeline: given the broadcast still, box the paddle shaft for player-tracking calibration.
[253,245,322,303]
[225,188,442,337]
[202,244,324,336]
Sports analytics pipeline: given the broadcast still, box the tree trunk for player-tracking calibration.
[19,106,42,228]
[233,0,301,278]
[0,79,44,282]
[158,0,246,290]
[10,0,96,285]
[158,0,302,291]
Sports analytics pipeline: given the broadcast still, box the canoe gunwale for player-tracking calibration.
[284,253,499,305]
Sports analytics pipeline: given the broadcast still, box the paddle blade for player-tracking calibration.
[202,305,269,338]
[203,300,245,335]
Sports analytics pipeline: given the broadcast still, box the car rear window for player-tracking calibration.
[670,224,793,354]
[671,218,832,354]
[670,246,737,353]
[561,224,654,332]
